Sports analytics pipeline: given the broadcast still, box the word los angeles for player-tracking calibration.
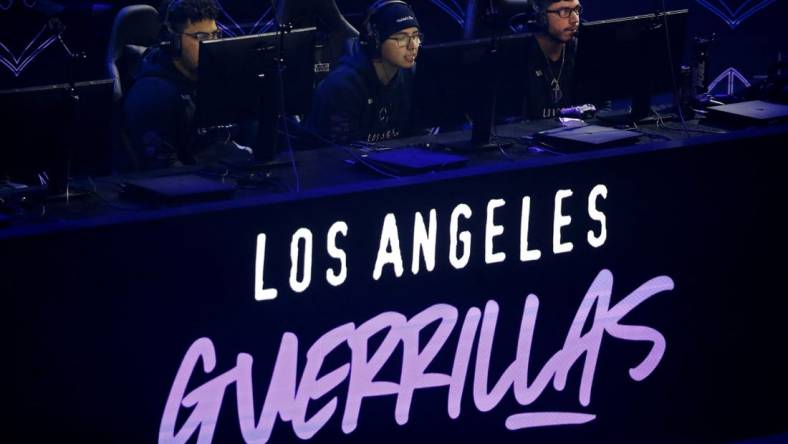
[255,184,609,299]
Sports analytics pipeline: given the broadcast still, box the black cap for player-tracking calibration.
[369,2,420,42]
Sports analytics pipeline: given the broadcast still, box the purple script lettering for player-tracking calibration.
[159,269,673,443]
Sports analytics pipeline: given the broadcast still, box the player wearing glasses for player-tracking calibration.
[307,0,422,144]
[123,0,231,169]
[523,0,581,119]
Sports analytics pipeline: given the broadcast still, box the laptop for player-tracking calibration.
[706,100,788,126]
[533,125,642,150]
[121,174,236,204]
[362,147,468,175]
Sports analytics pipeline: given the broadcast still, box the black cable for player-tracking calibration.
[658,124,726,134]
[659,0,690,137]
[268,0,304,192]
[263,34,399,178]
[272,23,302,193]
[297,125,402,178]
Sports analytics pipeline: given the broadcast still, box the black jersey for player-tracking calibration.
[522,36,577,120]
[306,49,414,144]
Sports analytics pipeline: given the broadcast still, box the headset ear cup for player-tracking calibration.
[171,31,181,57]
[531,1,548,32]
[361,5,380,56]
[370,26,380,55]
[362,20,372,54]
[160,27,181,57]
[161,0,182,57]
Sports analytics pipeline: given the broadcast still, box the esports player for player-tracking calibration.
[123,0,235,169]
[306,0,422,144]
[522,0,581,119]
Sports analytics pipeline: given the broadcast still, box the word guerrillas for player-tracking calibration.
[255,185,609,300]
[159,269,674,443]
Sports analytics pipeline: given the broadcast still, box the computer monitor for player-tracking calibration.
[197,27,316,161]
[572,9,689,122]
[412,33,532,151]
[0,79,113,192]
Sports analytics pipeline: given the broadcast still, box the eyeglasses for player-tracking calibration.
[181,30,223,42]
[546,5,583,19]
[387,32,424,48]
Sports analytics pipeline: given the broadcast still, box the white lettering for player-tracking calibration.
[326,221,349,286]
[520,197,542,262]
[450,203,472,269]
[587,184,608,248]
[412,209,437,275]
[485,199,506,264]
[553,189,574,254]
[290,228,313,293]
[255,233,279,301]
[373,213,404,280]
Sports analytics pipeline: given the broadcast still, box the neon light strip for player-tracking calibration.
[0,25,56,77]
[695,0,776,28]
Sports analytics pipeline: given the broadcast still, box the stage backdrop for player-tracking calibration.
[1,0,785,97]
[4,126,788,443]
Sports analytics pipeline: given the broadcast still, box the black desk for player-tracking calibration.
[3,121,788,443]
[0,119,736,236]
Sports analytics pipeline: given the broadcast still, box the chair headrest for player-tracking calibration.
[275,0,359,38]
[107,5,160,64]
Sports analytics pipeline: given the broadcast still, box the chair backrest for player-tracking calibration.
[464,0,533,39]
[106,4,161,102]
[106,5,160,172]
[274,0,359,83]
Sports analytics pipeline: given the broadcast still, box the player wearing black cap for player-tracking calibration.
[306,0,423,144]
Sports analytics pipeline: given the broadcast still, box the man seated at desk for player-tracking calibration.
[123,0,250,169]
[520,0,581,120]
[306,0,422,144]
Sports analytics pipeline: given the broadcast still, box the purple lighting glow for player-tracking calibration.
[214,0,274,37]
[159,269,674,443]
[695,0,777,29]
[708,67,752,95]
[0,24,57,77]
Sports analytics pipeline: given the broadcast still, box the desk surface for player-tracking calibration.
[4,118,788,444]
[0,118,764,240]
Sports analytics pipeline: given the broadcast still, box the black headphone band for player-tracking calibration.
[361,0,411,54]
[533,0,552,28]
[364,0,409,23]
[161,0,183,56]
[163,0,181,32]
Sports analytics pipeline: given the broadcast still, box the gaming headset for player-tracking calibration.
[507,0,549,34]
[359,0,412,56]
[530,0,550,32]
[160,0,183,57]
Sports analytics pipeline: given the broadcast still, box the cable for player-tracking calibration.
[497,144,515,160]
[297,124,402,178]
[270,24,302,193]
[263,15,399,180]
[650,107,726,135]
[632,126,672,142]
[659,0,690,137]
[658,124,726,134]
[265,1,303,191]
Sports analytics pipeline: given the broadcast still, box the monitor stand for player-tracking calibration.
[219,104,297,171]
[442,87,513,152]
[596,94,654,126]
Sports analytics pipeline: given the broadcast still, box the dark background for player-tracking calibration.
[1,0,786,95]
[5,124,788,443]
